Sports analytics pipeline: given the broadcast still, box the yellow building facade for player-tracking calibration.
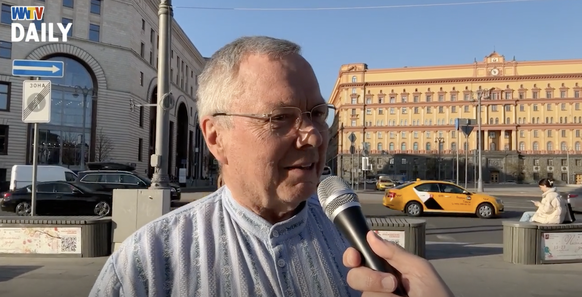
[327,52,582,184]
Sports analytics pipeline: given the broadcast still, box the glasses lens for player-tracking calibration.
[270,107,301,133]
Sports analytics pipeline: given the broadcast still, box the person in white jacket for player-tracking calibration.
[519,178,567,224]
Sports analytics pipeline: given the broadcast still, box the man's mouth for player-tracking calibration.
[285,163,315,170]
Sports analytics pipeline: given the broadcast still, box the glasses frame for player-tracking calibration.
[212,103,336,133]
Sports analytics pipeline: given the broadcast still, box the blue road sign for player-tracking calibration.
[12,59,64,78]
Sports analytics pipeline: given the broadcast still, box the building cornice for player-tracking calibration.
[337,73,582,89]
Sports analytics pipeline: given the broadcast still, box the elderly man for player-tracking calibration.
[90,36,453,297]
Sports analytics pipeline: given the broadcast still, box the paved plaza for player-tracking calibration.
[1,243,581,297]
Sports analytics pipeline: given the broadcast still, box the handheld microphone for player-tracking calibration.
[317,176,408,296]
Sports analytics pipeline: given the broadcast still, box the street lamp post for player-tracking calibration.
[150,0,174,188]
[73,86,95,171]
[476,87,494,192]
[435,137,444,180]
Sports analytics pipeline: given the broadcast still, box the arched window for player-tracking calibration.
[389,142,394,151]
[413,142,418,151]
[533,141,539,151]
[561,141,568,151]
[546,141,553,151]
[519,142,525,151]
[377,142,383,151]
[451,142,457,151]
[575,141,581,151]
[495,118,499,124]
[401,142,406,151]
[351,76,357,83]
[32,56,95,168]
[426,142,431,151]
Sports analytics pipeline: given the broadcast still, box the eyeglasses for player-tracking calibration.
[212,103,336,135]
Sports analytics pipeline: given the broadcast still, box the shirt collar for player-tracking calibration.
[221,186,310,243]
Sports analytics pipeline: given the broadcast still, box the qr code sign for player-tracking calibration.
[60,236,78,253]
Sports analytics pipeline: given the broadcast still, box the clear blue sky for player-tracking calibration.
[172,0,580,99]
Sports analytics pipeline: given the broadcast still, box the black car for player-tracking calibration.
[75,162,181,200]
[0,181,113,216]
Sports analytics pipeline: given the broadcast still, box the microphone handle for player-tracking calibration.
[334,206,408,297]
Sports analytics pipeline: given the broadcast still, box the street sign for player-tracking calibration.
[22,80,52,123]
[348,132,356,143]
[460,125,474,137]
[12,59,64,78]
[362,157,369,171]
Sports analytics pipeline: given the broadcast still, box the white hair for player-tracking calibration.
[196,36,301,124]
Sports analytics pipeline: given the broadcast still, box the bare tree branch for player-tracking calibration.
[95,128,114,162]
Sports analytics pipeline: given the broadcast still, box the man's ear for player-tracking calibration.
[200,116,228,165]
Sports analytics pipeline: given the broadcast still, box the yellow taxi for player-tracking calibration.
[376,176,395,191]
[382,179,504,219]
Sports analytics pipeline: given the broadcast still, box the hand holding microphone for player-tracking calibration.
[317,176,454,297]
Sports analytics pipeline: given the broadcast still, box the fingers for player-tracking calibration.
[343,247,361,268]
[346,267,398,293]
[366,231,405,261]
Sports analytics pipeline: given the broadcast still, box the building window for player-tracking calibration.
[89,24,100,42]
[62,18,73,36]
[139,106,144,127]
[141,19,145,30]
[1,4,11,24]
[0,41,11,59]
[0,82,9,111]
[150,28,155,43]
[575,91,580,98]
[0,125,7,154]
[90,0,101,14]
[63,0,74,8]
[138,138,143,161]
[139,71,144,86]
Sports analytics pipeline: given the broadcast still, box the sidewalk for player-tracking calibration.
[1,243,580,296]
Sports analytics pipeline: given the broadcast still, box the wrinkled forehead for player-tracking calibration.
[234,53,325,111]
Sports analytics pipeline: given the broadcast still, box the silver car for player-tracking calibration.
[564,187,582,212]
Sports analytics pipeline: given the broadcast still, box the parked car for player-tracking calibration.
[0,181,112,216]
[75,162,181,200]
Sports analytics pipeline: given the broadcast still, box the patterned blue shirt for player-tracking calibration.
[89,186,359,297]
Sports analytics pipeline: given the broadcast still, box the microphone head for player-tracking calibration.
[317,176,360,219]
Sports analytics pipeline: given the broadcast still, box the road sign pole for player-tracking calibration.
[30,77,42,216]
[31,121,39,216]
[456,146,459,185]
[463,134,469,189]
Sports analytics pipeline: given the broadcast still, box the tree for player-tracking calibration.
[95,128,114,162]
[505,156,525,182]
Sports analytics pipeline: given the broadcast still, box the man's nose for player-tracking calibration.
[296,118,323,148]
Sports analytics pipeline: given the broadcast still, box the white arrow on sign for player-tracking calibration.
[13,65,61,73]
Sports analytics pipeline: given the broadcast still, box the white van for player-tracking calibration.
[10,165,78,191]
